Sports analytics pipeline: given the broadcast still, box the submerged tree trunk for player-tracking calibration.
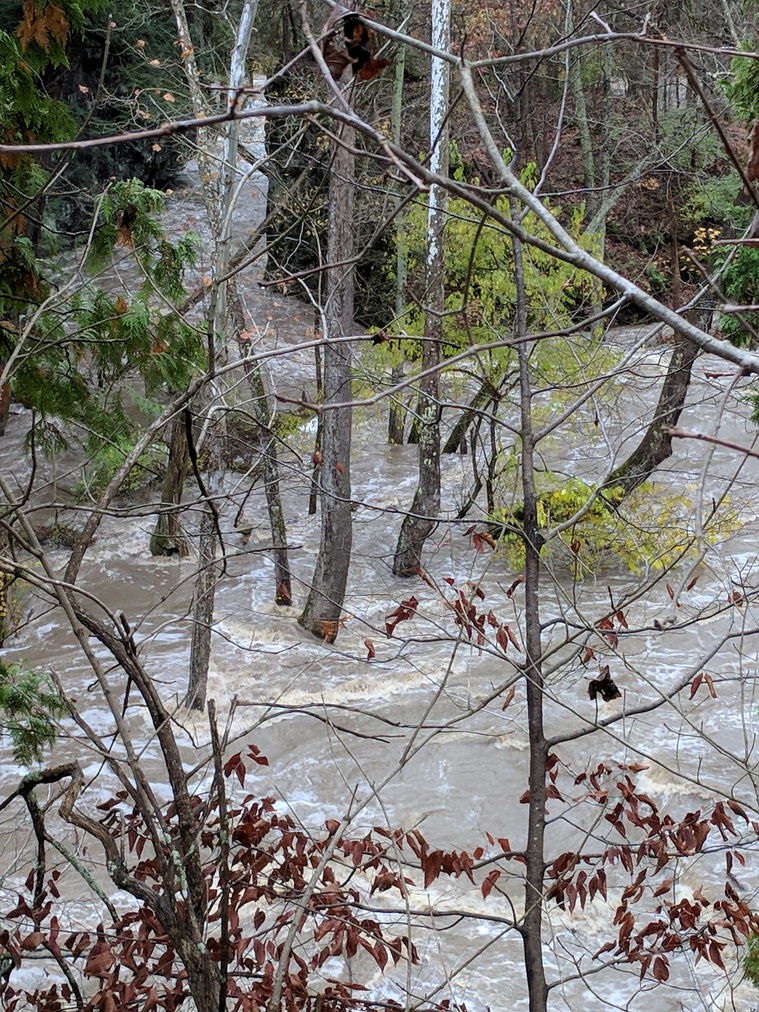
[186,416,223,710]
[299,118,355,641]
[176,0,290,696]
[309,339,323,515]
[246,370,291,605]
[232,289,291,605]
[388,361,406,444]
[598,195,708,500]
[442,377,498,454]
[150,412,190,557]
[393,0,449,576]
[603,332,700,500]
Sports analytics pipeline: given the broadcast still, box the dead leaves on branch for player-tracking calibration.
[549,764,759,981]
[690,671,717,699]
[222,744,269,789]
[320,8,391,83]
[9,750,440,1010]
[385,571,523,656]
[4,744,758,1007]
[384,595,418,637]
[114,202,138,248]
[17,0,69,53]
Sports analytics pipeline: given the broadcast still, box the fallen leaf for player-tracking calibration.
[501,684,516,710]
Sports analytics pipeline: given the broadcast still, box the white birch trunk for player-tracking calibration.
[183,0,290,707]
[393,0,450,575]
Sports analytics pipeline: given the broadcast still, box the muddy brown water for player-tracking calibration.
[2,104,759,1009]
[3,334,759,1011]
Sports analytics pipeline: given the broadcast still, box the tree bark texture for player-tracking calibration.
[442,378,496,454]
[603,333,699,500]
[150,412,190,557]
[240,345,292,604]
[567,1,597,223]
[393,0,449,576]
[228,281,292,604]
[186,423,223,710]
[299,119,355,641]
[513,222,549,1012]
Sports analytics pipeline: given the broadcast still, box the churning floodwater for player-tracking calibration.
[2,92,759,1012]
[3,338,759,1011]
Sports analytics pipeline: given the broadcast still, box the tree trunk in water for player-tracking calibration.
[442,379,495,454]
[228,281,292,605]
[239,345,292,605]
[309,339,323,515]
[387,361,406,444]
[181,0,261,697]
[150,413,190,557]
[393,0,449,576]
[299,119,354,641]
[186,422,223,711]
[602,332,699,500]
[393,343,441,575]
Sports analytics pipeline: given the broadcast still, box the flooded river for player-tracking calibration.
[2,105,759,1012]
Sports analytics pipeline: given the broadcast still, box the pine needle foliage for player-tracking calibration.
[10,178,202,463]
[0,661,65,765]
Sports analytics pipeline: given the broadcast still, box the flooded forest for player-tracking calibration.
[3,1,759,1010]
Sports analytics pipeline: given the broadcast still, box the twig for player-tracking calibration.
[662,425,759,461]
